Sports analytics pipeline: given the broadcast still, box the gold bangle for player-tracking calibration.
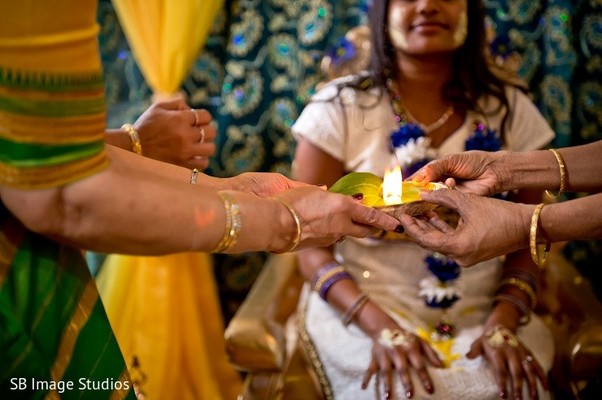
[341,293,369,326]
[530,203,550,269]
[190,168,199,184]
[497,277,537,309]
[545,149,566,200]
[273,199,302,253]
[211,192,241,253]
[122,123,142,155]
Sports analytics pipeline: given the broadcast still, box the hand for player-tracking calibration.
[412,151,509,196]
[468,325,549,400]
[397,189,533,267]
[273,186,400,249]
[228,172,310,197]
[134,98,216,170]
[361,313,442,398]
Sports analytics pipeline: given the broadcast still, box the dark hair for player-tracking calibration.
[368,0,517,136]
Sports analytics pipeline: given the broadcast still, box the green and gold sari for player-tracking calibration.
[0,1,135,398]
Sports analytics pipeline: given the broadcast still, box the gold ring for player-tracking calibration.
[485,325,519,348]
[377,328,412,348]
[521,355,533,367]
[191,109,199,126]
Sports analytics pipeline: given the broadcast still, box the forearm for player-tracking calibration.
[297,247,374,330]
[500,141,602,192]
[106,144,225,188]
[105,128,132,151]
[1,161,290,255]
[539,193,602,243]
[558,141,602,191]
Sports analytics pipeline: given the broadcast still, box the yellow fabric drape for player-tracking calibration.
[97,253,241,400]
[102,4,240,399]
[112,0,223,97]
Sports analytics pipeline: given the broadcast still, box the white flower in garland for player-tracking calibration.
[418,277,462,308]
[393,136,437,169]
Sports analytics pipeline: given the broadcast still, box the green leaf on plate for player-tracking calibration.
[328,172,385,207]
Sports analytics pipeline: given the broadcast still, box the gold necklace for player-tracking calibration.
[403,103,454,133]
[385,77,454,133]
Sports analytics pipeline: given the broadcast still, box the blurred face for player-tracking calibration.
[388,0,468,55]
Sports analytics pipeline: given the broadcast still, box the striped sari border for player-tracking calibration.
[51,279,99,382]
[0,151,108,189]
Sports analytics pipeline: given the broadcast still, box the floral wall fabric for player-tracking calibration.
[98,0,602,317]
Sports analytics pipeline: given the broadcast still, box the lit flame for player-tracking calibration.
[383,161,402,205]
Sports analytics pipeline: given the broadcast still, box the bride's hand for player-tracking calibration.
[360,307,443,398]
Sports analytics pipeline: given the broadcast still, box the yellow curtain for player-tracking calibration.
[97,254,241,400]
[112,0,223,97]
[100,2,241,398]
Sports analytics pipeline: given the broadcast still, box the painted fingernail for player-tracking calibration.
[395,225,405,233]
[352,193,364,200]
[384,391,390,399]
[406,390,413,398]
[499,390,507,399]
[425,383,434,394]
[514,395,521,400]
[361,382,367,390]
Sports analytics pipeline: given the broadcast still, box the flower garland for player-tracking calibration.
[386,77,503,342]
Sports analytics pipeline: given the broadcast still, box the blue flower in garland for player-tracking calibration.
[358,0,371,13]
[425,254,460,282]
[489,34,514,60]
[390,123,425,148]
[404,158,430,177]
[465,122,502,152]
[326,36,357,66]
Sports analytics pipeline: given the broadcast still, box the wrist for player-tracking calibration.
[486,303,520,332]
[491,151,522,192]
[271,198,302,253]
[519,203,536,250]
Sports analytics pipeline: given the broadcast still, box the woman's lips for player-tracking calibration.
[411,22,449,32]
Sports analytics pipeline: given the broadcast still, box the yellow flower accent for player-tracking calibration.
[416,327,461,368]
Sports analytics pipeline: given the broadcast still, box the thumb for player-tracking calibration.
[466,339,483,359]
[420,188,467,211]
[411,159,447,183]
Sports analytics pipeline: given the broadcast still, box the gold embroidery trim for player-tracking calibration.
[109,368,135,400]
[0,111,106,143]
[0,230,18,288]
[50,279,99,382]
[43,390,61,400]
[0,152,109,189]
[0,24,99,47]
[298,292,334,400]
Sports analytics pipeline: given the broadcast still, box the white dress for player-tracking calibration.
[292,75,556,400]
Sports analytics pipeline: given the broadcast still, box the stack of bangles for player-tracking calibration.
[211,192,242,253]
[493,269,539,325]
[311,262,369,326]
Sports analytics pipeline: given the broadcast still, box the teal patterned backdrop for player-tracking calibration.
[98,0,602,318]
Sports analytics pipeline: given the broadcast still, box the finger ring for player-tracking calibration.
[378,328,412,348]
[191,109,199,126]
[484,325,519,348]
[336,236,346,244]
[199,127,205,143]
[521,355,534,366]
